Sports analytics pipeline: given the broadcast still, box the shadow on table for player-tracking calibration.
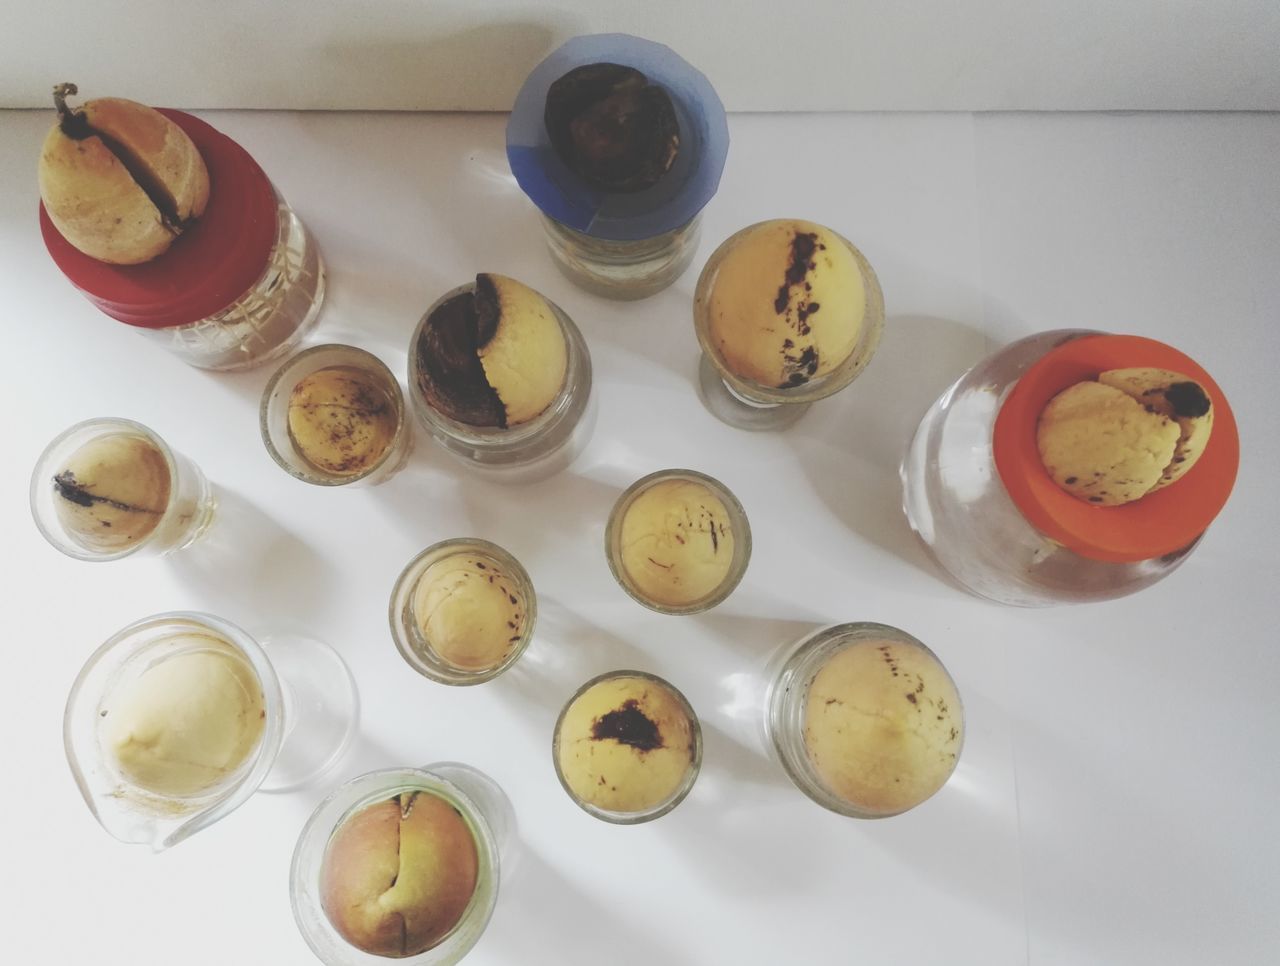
[847,681,1025,927]
[482,844,696,966]
[169,485,340,628]
[695,718,795,795]
[786,314,990,582]
[492,598,663,721]
[366,448,624,568]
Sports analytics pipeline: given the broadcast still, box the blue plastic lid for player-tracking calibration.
[507,34,729,242]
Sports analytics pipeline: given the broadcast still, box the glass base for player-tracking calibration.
[697,353,809,431]
[259,634,358,793]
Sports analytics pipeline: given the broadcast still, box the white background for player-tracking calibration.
[2,107,1279,964]
[5,0,1280,110]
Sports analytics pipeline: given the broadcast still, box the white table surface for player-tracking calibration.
[1,109,1277,966]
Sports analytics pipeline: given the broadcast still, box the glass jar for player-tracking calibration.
[290,764,505,966]
[408,283,594,482]
[261,344,412,487]
[764,623,964,819]
[901,330,1240,606]
[507,34,729,300]
[31,417,215,561]
[64,611,358,850]
[40,109,324,371]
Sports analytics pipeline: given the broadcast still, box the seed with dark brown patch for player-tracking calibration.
[592,699,663,751]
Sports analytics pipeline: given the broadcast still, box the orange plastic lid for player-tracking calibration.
[993,334,1239,563]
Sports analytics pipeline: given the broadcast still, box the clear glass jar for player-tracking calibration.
[30,417,215,561]
[693,221,886,431]
[149,200,324,370]
[604,468,752,615]
[764,623,964,819]
[901,329,1239,606]
[39,109,325,371]
[290,764,505,966]
[261,343,411,486]
[389,538,537,685]
[408,284,595,482]
[64,611,358,850]
[552,670,702,824]
[541,213,701,300]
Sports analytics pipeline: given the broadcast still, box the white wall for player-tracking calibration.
[7,0,1280,111]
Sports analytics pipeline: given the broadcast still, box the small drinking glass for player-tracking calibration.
[64,611,358,850]
[261,344,412,487]
[604,469,751,615]
[31,417,215,561]
[390,538,537,686]
[552,670,702,824]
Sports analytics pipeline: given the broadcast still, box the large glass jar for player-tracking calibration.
[901,330,1239,606]
[40,109,324,371]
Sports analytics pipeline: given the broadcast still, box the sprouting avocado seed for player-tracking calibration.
[38,82,210,264]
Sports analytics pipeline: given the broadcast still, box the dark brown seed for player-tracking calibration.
[545,63,680,193]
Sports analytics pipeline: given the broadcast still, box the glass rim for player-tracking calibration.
[260,343,408,487]
[693,220,886,405]
[604,468,752,615]
[551,669,703,824]
[389,537,538,686]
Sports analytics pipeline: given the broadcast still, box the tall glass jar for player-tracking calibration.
[40,110,324,371]
[507,34,729,300]
[901,330,1239,606]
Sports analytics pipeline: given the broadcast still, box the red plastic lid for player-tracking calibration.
[993,334,1239,563]
[39,109,277,329]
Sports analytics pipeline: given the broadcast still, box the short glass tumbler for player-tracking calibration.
[764,622,964,819]
[64,611,358,850]
[290,765,504,966]
[31,417,215,561]
[390,538,538,685]
[408,284,594,481]
[604,468,751,615]
[261,344,412,486]
[552,670,703,824]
